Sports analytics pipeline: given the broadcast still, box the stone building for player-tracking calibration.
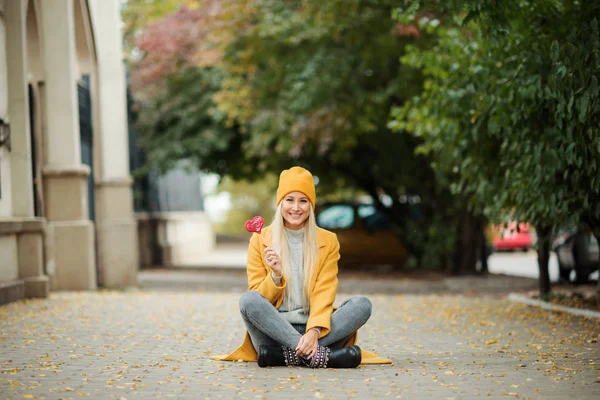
[0,0,138,305]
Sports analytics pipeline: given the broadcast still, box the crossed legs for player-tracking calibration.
[238,290,372,353]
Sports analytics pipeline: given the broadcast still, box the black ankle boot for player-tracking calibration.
[328,345,362,369]
[305,345,362,369]
[257,345,301,367]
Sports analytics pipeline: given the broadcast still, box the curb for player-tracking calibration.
[508,293,600,319]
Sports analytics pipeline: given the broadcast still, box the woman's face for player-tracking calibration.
[281,191,311,230]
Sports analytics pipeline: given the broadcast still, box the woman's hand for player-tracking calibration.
[296,329,319,359]
[264,247,282,277]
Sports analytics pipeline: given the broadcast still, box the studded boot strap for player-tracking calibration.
[305,345,330,369]
[282,347,302,366]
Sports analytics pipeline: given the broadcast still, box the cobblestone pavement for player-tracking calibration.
[1,289,598,400]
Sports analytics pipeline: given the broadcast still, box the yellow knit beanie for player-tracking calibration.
[276,167,316,206]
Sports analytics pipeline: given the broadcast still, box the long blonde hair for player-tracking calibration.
[271,202,320,309]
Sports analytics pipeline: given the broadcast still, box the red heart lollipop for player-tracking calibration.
[245,216,265,234]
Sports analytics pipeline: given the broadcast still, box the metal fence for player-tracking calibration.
[126,76,204,213]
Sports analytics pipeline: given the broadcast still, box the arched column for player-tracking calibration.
[5,0,34,217]
[40,0,96,290]
[88,0,138,287]
[2,0,49,299]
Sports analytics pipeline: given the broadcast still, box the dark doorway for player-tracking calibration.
[28,84,41,217]
[78,75,95,222]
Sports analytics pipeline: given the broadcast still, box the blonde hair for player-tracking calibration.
[271,202,320,309]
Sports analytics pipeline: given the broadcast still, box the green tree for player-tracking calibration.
[391,0,600,294]
[131,0,464,270]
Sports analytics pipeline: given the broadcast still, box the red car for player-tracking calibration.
[492,223,533,252]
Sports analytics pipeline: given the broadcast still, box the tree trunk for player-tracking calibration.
[480,234,489,274]
[536,226,552,296]
[592,226,600,297]
[451,210,485,275]
[479,216,490,274]
[451,211,465,275]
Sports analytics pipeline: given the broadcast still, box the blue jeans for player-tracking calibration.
[239,290,372,352]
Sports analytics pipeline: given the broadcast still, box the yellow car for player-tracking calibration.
[315,202,409,267]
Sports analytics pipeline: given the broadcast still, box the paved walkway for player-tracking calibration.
[1,289,599,399]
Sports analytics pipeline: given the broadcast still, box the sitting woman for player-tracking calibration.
[211,167,391,368]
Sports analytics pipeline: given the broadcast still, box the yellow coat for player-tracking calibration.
[210,226,392,365]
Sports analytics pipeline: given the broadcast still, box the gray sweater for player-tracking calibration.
[272,228,309,324]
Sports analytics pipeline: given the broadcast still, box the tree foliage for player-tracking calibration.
[127,0,600,285]
[392,1,599,228]
[390,0,600,291]
[122,0,201,66]
[131,0,459,267]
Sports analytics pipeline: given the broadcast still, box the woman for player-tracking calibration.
[211,167,392,368]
